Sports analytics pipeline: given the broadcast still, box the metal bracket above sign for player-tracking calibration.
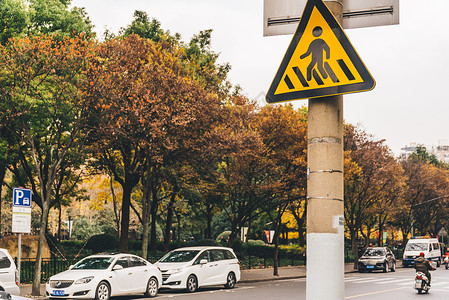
[264,0,399,36]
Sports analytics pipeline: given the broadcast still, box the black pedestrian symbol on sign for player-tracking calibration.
[295,26,354,86]
[300,26,329,81]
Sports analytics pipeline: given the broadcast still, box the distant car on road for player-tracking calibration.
[155,246,240,293]
[357,246,396,273]
[402,238,441,267]
[46,253,162,300]
[0,248,19,296]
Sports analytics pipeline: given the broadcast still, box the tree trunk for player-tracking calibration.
[32,199,50,296]
[351,230,358,270]
[119,185,133,253]
[273,219,280,276]
[149,185,159,252]
[227,221,239,246]
[401,227,409,248]
[0,166,5,236]
[205,204,212,239]
[109,176,120,237]
[57,202,62,241]
[246,216,252,243]
[365,224,372,247]
[141,173,151,260]
[163,194,175,251]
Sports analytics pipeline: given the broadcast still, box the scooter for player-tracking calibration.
[444,255,449,269]
[414,271,430,294]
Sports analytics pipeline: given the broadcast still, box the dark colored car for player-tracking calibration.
[357,247,396,273]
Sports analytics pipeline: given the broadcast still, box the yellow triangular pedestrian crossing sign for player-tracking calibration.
[266,0,375,103]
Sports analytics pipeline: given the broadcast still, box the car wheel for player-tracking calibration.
[437,259,441,267]
[95,281,110,300]
[383,262,389,273]
[186,275,198,293]
[225,272,236,289]
[145,277,159,297]
[390,261,396,272]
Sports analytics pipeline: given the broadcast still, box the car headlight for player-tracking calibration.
[75,276,94,284]
[168,268,183,275]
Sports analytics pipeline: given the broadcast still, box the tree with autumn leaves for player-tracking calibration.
[0,33,96,295]
[83,34,225,254]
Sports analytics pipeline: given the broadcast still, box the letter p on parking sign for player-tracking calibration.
[13,188,32,207]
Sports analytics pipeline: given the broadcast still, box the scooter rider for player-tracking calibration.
[414,252,434,286]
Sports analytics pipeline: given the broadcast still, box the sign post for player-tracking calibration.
[12,187,32,286]
[265,0,377,298]
[302,2,345,298]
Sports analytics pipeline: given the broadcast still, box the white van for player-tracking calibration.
[0,248,19,295]
[402,238,441,267]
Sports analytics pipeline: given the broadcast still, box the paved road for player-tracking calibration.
[35,265,449,300]
[137,266,449,299]
[345,267,449,299]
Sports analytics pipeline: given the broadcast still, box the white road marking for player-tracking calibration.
[373,278,411,284]
[157,286,256,298]
[347,277,394,283]
[344,277,375,282]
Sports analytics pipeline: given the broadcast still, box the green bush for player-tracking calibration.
[247,239,266,246]
[60,240,91,257]
[278,244,305,255]
[86,234,119,253]
[216,231,232,243]
[192,239,219,246]
[242,243,274,257]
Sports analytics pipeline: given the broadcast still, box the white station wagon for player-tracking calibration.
[46,253,162,300]
[155,246,240,292]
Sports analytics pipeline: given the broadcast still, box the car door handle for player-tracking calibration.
[144,269,148,272]
[128,273,132,275]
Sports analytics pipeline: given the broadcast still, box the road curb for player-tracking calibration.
[239,268,359,284]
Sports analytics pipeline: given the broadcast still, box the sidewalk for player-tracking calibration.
[19,264,358,298]
[240,263,357,283]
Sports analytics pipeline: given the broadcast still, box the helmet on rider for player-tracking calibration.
[419,252,425,257]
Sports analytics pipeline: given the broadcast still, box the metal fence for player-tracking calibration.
[16,257,78,283]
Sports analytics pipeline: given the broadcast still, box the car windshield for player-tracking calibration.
[159,250,200,263]
[406,243,428,251]
[363,249,385,257]
[72,257,114,270]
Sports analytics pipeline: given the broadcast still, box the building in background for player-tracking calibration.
[399,142,423,161]
[399,140,449,164]
[430,140,449,164]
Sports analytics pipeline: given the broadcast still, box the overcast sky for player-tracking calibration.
[71,0,449,155]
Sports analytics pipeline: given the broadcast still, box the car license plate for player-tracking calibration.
[52,290,65,296]
[367,266,374,269]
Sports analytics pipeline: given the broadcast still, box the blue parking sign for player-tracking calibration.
[13,188,32,207]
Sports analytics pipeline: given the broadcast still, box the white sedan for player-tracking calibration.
[46,253,162,300]
[155,246,240,293]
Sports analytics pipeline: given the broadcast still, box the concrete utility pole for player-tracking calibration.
[306,1,344,299]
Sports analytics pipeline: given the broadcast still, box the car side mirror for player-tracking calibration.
[113,265,124,271]
[200,259,208,265]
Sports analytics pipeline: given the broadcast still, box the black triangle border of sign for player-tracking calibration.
[266,0,376,104]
